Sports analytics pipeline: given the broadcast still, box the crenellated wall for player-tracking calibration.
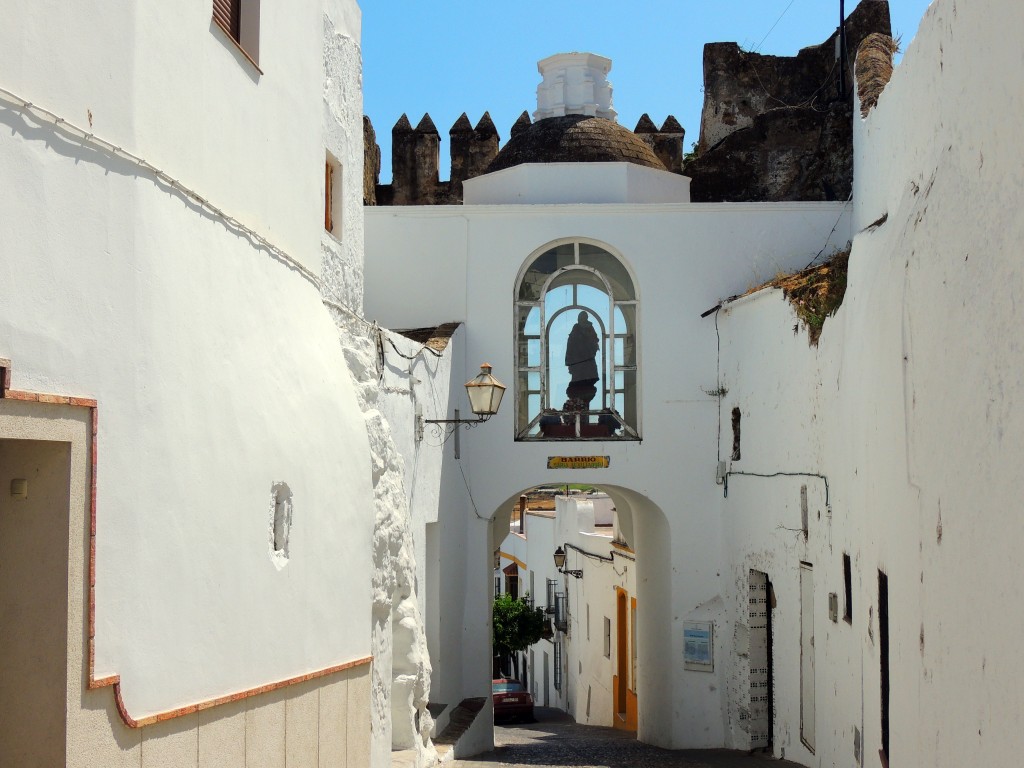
[367,111,685,206]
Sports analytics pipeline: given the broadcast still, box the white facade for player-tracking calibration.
[464,162,691,205]
[716,1,1024,764]
[534,53,617,122]
[365,0,1024,763]
[498,494,637,729]
[0,1,425,765]
[366,180,853,752]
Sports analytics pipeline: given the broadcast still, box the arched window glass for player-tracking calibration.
[515,240,639,440]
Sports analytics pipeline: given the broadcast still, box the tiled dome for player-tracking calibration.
[487,115,665,173]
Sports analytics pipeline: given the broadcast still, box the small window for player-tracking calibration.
[325,154,343,235]
[843,553,853,623]
[269,482,292,568]
[731,407,741,461]
[603,617,611,658]
[213,0,261,66]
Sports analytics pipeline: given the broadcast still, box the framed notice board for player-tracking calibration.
[683,621,714,671]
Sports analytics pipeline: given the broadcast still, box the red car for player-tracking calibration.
[492,678,535,723]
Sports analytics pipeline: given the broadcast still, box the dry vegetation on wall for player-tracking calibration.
[856,33,900,117]
[749,248,851,345]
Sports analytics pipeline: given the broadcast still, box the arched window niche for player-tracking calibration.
[514,239,640,441]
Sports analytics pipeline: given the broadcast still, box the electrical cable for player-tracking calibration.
[804,195,853,269]
[752,0,799,53]
[724,471,829,507]
[0,84,373,327]
[457,457,491,521]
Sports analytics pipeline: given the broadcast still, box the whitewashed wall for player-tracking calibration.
[366,194,852,749]
[0,0,377,764]
[718,1,1024,766]
[497,495,634,727]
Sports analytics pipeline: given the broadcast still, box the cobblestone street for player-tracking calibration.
[452,709,803,768]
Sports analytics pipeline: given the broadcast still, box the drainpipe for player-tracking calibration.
[838,0,849,100]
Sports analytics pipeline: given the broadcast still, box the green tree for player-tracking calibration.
[492,593,547,679]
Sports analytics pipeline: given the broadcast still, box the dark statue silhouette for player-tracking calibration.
[564,311,599,410]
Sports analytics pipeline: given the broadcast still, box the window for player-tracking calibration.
[325,154,343,235]
[213,0,261,66]
[842,553,853,623]
[514,240,639,440]
[879,570,890,763]
[730,407,741,460]
[603,617,611,658]
[269,482,292,568]
[503,563,520,600]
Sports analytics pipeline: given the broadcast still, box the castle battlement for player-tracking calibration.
[365,111,685,206]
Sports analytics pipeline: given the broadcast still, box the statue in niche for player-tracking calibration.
[564,311,599,412]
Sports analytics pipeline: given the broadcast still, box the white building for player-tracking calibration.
[365,1,1024,765]
[0,1,433,766]
[366,53,852,754]
[497,492,637,729]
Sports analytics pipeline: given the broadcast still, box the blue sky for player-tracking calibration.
[362,0,933,182]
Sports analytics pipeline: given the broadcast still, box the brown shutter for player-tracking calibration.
[213,0,240,41]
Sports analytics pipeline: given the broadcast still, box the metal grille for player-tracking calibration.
[748,570,772,749]
[554,592,568,633]
[545,578,557,614]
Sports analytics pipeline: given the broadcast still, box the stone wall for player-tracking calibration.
[366,112,684,205]
[684,0,891,202]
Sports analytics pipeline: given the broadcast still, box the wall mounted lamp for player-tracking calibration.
[421,363,506,458]
[553,546,583,579]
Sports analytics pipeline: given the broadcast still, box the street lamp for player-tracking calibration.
[553,546,583,579]
[422,363,506,458]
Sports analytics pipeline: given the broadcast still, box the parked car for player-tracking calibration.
[492,678,535,723]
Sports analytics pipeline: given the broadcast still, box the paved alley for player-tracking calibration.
[452,708,804,768]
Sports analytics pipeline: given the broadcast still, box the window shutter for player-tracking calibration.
[213,0,240,41]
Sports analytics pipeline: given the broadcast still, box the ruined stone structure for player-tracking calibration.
[373,112,501,205]
[364,115,380,206]
[368,111,685,205]
[635,114,685,174]
[366,3,892,207]
[368,53,684,206]
[685,0,891,201]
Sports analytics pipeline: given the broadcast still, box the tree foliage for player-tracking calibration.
[492,593,547,658]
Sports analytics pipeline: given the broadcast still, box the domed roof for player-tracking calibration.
[487,115,666,173]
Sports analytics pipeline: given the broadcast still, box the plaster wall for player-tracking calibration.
[716,292,854,763]
[1,110,373,719]
[0,0,381,755]
[464,163,690,205]
[365,196,852,748]
[846,3,1024,765]
[0,0,360,275]
[717,2,1024,766]
[0,401,374,768]
[504,497,639,730]
[374,326,467,713]
[559,528,635,730]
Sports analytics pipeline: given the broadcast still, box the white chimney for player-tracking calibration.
[534,52,617,123]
